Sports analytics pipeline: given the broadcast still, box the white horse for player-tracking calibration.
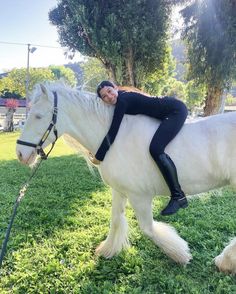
[215,238,236,274]
[16,82,236,272]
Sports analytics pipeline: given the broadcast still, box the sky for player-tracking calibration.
[0,0,83,73]
[0,1,183,74]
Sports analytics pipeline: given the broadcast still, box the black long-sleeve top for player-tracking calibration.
[95,91,165,161]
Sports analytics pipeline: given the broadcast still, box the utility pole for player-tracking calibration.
[25,44,37,117]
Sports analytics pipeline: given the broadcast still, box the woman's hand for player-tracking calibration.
[88,152,101,165]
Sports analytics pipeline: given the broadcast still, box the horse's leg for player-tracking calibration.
[215,238,236,274]
[96,189,129,258]
[128,195,192,265]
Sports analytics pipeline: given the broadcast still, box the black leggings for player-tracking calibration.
[149,97,188,160]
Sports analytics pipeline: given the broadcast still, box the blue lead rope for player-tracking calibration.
[1,91,59,272]
[0,159,43,270]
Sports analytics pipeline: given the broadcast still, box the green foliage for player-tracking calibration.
[0,68,54,98]
[49,65,77,87]
[171,39,188,82]
[0,77,16,98]
[78,57,109,91]
[162,78,187,102]
[185,80,206,111]
[143,46,176,95]
[144,71,206,113]
[0,133,236,292]
[225,93,235,105]
[0,66,77,99]
[181,0,236,89]
[49,0,173,86]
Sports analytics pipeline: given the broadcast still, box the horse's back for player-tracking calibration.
[101,112,236,196]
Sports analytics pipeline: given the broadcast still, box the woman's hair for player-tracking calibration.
[96,81,115,97]
[97,80,150,97]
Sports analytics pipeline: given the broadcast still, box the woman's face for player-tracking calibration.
[99,86,118,105]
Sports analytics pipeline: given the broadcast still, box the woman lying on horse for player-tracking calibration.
[92,80,188,216]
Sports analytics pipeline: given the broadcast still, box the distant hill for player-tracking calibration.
[170,39,236,97]
[171,39,187,82]
[64,63,83,83]
[0,72,9,79]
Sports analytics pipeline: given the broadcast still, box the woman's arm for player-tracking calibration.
[95,99,126,161]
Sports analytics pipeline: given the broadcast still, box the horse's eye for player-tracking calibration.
[35,114,42,119]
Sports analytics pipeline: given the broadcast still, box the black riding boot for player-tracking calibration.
[156,153,188,216]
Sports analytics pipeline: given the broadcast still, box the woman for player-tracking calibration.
[91,80,188,216]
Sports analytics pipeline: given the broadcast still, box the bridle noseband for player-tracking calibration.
[17,91,59,160]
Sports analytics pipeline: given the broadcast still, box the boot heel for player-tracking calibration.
[178,197,188,208]
[161,197,188,216]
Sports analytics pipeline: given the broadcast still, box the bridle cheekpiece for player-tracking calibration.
[17,91,59,160]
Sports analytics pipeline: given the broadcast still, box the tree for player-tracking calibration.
[49,65,77,86]
[0,68,55,98]
[142,46,176,95]
[185,80,206,113]
[78,57,109,91]
[49,0,173,87]
[0,66,77,98]
[3,99,19,132]
[181,0,236,115]
[162,78,187,102]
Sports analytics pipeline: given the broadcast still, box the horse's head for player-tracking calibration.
[16,84,59,165]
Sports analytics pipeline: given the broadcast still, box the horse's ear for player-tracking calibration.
[40,84,48,96]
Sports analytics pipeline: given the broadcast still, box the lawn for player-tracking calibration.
[0,132,235,293]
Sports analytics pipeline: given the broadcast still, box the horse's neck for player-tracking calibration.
[59,91,112,154]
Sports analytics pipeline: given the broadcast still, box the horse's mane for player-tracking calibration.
[30,81,113,123]
[29,81,114,165]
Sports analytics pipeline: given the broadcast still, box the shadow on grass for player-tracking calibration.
[0,155,107,251]
[79,190,236,293]
[1,155,236,292]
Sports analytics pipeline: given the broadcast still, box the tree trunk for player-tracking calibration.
[108,64,117,83]
[125,47,135,86]
[103,60,117,83]
[203,85,224,116]
[4,108,15,132]
[103,49,136,87]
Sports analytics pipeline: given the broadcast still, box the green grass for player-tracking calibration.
[0,132,236,293]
